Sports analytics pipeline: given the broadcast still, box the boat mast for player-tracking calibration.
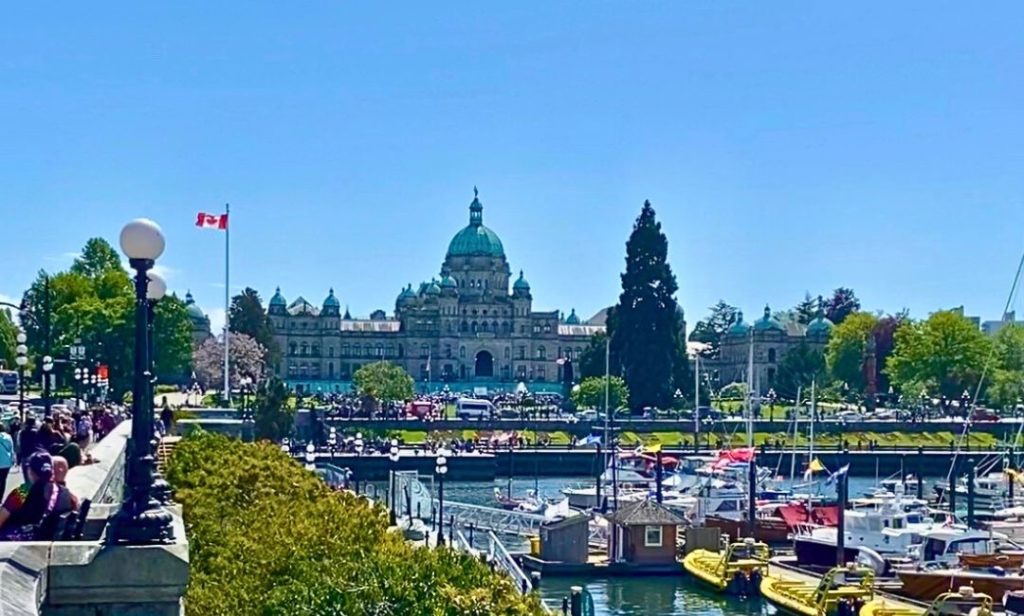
[790,385,801,481]
[810,379,816,468]
[694,351,700,450]
[747,329,754,448]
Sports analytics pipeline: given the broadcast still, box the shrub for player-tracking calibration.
[167,431,544,615]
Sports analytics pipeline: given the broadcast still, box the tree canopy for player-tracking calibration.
[886,310,991,398]
[775,342,828,399]
[18,238,192,398]
[254,376,294,440]
[229,287,280,365]
[0,308,17,369]
[571,375,628,411]
[689,300,738,358]
[353,361,414,405]
[825,312,878,394]
[824,287,861,325]
[166,431,545,615]
[192,332,267,391]
[612,201,680,412]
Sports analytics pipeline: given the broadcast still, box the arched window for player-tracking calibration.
[289,342,297,356]
[460,346,466,359]
[472,321,478,333]
[537,346,546,360]
[421,344,429,358]
[460,321,468,332]
[768,348,777,363]
[341,344,349,357]
[311,344,320,356]
[492,321,498,332]
[544,324,551,334]
[377,344,384,357]
[504,347,510,360]
[300,342,308,356]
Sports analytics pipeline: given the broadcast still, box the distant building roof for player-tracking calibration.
[607,499,687,526]
[587,307,612,326]
[287,297,319,316]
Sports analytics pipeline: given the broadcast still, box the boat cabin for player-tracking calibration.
[914,528,1017,565]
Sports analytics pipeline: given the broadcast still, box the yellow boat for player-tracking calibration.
[682,537,771,597]
[760,564,875,616]
[860,587,993,616]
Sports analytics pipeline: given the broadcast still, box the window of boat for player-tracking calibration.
[717,500,739,512]
[905,514,922,524]
[645,526,663,547]
[892,518,903,529]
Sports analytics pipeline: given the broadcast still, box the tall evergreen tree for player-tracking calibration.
[794,292,817,325]
[612,200,679,412]
[229,287,280,364]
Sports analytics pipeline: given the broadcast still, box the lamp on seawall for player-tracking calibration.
[109,218,175,544]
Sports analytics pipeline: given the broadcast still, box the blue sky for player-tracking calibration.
[2,3,1023,333]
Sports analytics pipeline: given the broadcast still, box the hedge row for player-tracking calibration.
[167,431,544,615]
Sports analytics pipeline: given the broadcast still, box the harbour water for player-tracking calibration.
[434,475,888,615]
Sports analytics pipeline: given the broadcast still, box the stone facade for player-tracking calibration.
[268,190,604,392]
[705,304,833,395]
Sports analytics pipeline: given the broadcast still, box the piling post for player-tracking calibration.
[562,597,569,615]
[949,458,958,519]
[967,458,976,528]
[747,459,757,537]
[836,470,847,567]
[916,446,924,500]
[900,454,906,490]
[531,571,541,592]
[595,442,603,508]
[656,450,664,504]
[570,586,583,616]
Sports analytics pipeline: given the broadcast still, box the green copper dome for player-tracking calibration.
[754,304,786,333]
[426,280,442,296]
[727,311,751,336]
[269,287,286,307]
[397,284,416,302]
[322,288,340,309]
[440,275,457,288]
[565,308,580,325]
[446,188,505,258]
[513,270,530,292]
[184,291,207,323]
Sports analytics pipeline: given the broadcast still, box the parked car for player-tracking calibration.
[971,408,1000,422]
[455,398,496,420]
[575,409,599,422]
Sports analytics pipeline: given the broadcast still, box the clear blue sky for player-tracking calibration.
[2,3,1023,333]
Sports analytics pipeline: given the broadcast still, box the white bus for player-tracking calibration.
[455,398,496,420]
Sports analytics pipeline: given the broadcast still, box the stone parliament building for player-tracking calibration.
[266,190,605,393]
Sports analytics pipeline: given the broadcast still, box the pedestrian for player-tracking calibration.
[0,424,13,493]
[17,418,41,476]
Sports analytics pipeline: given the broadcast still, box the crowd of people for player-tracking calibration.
[0,404,124,542]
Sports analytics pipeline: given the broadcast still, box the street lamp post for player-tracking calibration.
[767,388,777,422]
[15,333,28,421]
[73,367,83,410]
[109,218,175,544]
[42,355,53,417]
[305,443,316,472]
[389,438,400,525]
[354,433,364,494]
[961,389,971,419]
[435,450,448,546]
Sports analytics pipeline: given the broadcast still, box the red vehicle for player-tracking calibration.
[405,401,437,419]
[971,408,1000,422]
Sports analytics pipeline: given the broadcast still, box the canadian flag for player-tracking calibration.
[196,212,228,230]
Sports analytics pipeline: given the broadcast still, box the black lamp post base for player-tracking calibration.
[109,499,175,545]
[151,476,173,505]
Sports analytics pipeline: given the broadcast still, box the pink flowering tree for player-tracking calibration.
[192,332,267,391]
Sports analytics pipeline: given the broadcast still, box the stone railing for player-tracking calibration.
[0,420,190,616]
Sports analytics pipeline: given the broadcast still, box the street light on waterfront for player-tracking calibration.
[354,434,364,493]
[305,443,316,472]
[435,450,448,546]
[42,355,53,416]
[389,438,399,525]
[109,218,175,544]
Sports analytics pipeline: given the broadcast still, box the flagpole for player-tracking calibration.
[223,202,231,405]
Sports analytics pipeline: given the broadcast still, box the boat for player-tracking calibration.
[984,506,1024,541]
[861,586,993,616]
[706,501,838,545]
[959,552,1024,569]
[493,487,548,513]
[562,452,678,510]
[897,568,1024,603]
[760,564,875,616]
[682,537,770,597]
[909,527,1019,567]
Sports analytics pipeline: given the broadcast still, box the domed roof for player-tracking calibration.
[727,311,751,336]
[269,287,286,307]
[807,315,834,336]
[513,270,530,291]
[446,188,505,258]
[565,308,580,325]
[397,284,416,302]
[425,280,442,296]
[753,304,786,333]
[322,288,340,309]
[440,275,457,288]
[184,291,207,322]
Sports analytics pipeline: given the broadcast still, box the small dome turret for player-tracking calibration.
[425,279,442,296]
[727,311,751,337]
[184,291,207,323]
[565,308,580,325]
[269,287,286,308]
[513,270,531,294]
[807,296,834,337]
[397,284,416,304]
[440,275,457,289]
[754,304,786,333]
[323,288,340,308]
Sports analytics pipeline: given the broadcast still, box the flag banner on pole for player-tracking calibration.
[826,463,850,485]
[196,212,229,230]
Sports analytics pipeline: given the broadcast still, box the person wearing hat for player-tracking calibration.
[0,452,77,541]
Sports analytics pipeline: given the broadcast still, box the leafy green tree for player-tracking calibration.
[70,238,123,279]
[886,310,991,398]
[254,376,294,440]
[986,324,1024,409]
[794,293,818,326]
[824,287,861,325]
[613,201,680,412]
[229,287,280,364]
[571,375,628,411]
[0,308,17,368]
[353,361,414,413]
[775,342,828,399]
[825,312,878,394]
[689,300,738,358]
